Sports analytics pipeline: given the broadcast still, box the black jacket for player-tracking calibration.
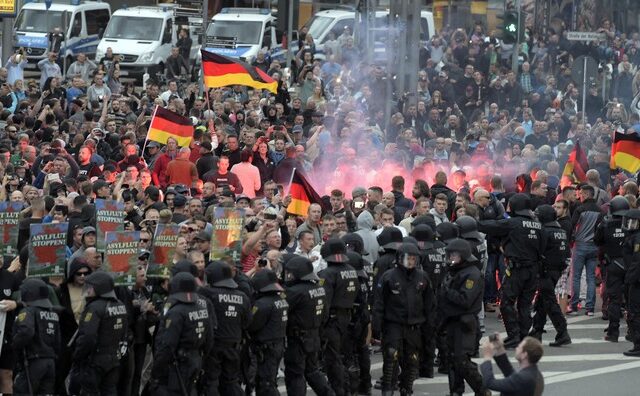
[480,353,544,396]
[247,291,288,343]
[199,285,251,342]
[478,213,544,266]
[285,280,328,332]
[318,262,359,311]
[13,305,61,360]
[438,260,483,320]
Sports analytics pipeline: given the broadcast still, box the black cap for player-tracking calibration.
[173,194,187,208]
[20,278,52,308]
[170,272,197,303]
[206,261,238,288]
[320,238,348,263]
[251,269,283,293]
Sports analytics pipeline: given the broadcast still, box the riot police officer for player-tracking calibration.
[151,272,214,395]
[12,278,61,395]
[319,238,359,396]
[373,242,434,395]
[436,222,460,245]
[478,193,543,348]
[247,269,288,396]
[530,204,572,346]
[373,227,403,290]
[283,256,335,396]
[71,271,129,395]
[595,196,630,342]
[200,261,252,395]
[622,209,640,357]
[344,250,372,395]
[439,239,487,396]
[411,224,446,378]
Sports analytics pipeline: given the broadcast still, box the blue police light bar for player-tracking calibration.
[220,8,270,15]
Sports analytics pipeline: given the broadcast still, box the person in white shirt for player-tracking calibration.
[430,193,450,225]
[294,230,322,271]
[374,207,408,237]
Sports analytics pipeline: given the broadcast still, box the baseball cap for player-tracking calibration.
[147,141,160,149]
[173,194,187,208]
[235,194,250,204]
[292,125,303,134]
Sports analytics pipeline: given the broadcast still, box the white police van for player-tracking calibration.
[305,9,435,61]
[203,8,288,64]
[96,4,201,78]
[13,0,111,70]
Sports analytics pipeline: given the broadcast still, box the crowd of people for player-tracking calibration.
[0,11,639,396]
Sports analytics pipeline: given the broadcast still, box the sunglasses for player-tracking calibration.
[140,238,149,243]
[76,272,89,277]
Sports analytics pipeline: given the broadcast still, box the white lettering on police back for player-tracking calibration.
[218,294,243,304]
[522,221,542,229]
[274,299,289,310]
[308,287,326,298]
[107,305,127,316]
[340,270,357,280]
[188,309,209,321]
[40,311,59,321]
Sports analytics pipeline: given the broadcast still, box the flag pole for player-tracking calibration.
[284,167,296,197]
[141,105,159,155]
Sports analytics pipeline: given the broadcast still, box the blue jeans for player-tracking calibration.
[484,253,505,303]
[570,243,599,311]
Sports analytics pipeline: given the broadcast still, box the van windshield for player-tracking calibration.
[206,20,261,45]
[305,15,334,40]
[15,10,69,33]
[104,16,164,41]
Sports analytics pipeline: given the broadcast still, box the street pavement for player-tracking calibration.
[277,307,640,395]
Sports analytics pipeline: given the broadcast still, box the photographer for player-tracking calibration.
[5,49,27,85]
[480,334,545,396]
[37,52,62,90]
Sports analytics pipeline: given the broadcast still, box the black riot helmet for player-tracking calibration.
[508,193,532,217]
[346,251,367,278]
[377,227,403,251]
[171,259,198,277]
[535,204,557,225]
[610,196,631,217]
[251,269,284,293]
[436,222,459,244]
[445,238,476,264]
[455,216,481,240]
[397,242,421,269]
[205,261,238,289]
[320,238,349,263]
[342,233,365,255]
[20,278,52,309]
[169,272,197,303]
[622,209,640,232]
[84,272,116,298]
[284,256,319,282]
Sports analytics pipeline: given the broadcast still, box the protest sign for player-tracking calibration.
[104,231,140,286]
[27,222,68,278]
[95,199,125,252]
[210,207,245,263]
[0,202,23,256]
[148,224,181,278]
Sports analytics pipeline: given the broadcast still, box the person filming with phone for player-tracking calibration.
[480,334,545,396]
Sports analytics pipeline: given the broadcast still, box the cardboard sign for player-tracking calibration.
[95,199,125,252]
[27,222,68,278]
[0,202,23,256]
[104,231,140,286]
[210,207,245,264]
[148,224,181,279]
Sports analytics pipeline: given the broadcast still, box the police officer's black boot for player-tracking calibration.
[528,328,543,341]
[503,333,521,349]
[419,364,434,378]
[549,329,572,347]
[624,344,640,357]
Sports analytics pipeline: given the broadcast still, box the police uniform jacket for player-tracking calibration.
[247,291,289,343]
[73,296,128,364]
[12,305,61,360]
[438,260,483,320]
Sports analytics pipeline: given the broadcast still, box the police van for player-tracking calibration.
[203,8,288,64]
[95,4,201,78]
[13,0,111,70]
[305,9,435,61]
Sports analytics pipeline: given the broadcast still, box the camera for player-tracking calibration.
[489,333,498,342]
[258,258,268,267]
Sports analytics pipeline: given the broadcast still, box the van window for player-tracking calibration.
[15,9,70,33]
[305,15,334,41]
[69,12,82,38]
[420,18,430,41]
[86,9,110,36]
[104,16,164,41]
[163,19,173,43]
[330,18,354,39]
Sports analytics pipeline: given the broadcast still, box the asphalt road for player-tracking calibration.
[276,308,640,395]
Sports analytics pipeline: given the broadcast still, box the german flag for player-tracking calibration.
[287,169,324,216]
[562,140,589,183]
[201,49,277,93]
[611,132,640,174]
[147,106,193,147]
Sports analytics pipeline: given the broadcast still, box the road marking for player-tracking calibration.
[543,337,631,345]
[544,360,640,384]
[472,353,638,364]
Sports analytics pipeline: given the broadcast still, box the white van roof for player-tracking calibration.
[212,8,274,22]
[20,1,109,12]
[112,5,175,18]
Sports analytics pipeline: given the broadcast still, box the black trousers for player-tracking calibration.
[205,341,243,396]
[501,265,537,339]
[323,314,351,396]
[284,333,335,396]
[628,284,640,349]
[345,318,371,393]
[381,322,422,393]
[253,340,285,396]
[445,317,484,395]
[606,263,626,335]
[532,269,567,334]
[14,358,55,396]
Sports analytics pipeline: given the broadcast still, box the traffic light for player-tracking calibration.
[501,11,519,44]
